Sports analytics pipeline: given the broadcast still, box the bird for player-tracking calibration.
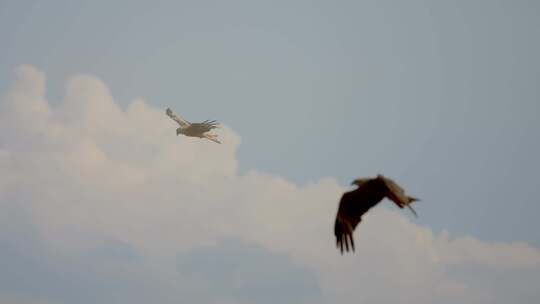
[166,108,221,144]
[334,174,420,254]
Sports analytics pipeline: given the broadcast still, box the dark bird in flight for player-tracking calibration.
[334,174,420,254]
[166,108,221,144]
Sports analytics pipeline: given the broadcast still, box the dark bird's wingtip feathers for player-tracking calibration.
[336,235,355,254]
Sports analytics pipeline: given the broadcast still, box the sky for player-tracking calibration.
[0,0,539,303]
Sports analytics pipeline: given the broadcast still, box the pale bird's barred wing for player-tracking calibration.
[381,176,419,217]
[166,108,191,128]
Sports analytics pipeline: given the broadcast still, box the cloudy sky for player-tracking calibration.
[1,1,539,303]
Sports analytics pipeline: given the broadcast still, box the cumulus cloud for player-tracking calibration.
[176,238,322,304]
[1,65,539,303]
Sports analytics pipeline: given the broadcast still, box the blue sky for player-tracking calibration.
[1,1,540,303]
[2,0,539,246]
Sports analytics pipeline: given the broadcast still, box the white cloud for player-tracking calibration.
[1,65,539,303]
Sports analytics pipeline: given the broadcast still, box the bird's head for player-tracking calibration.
[351,178,370,188]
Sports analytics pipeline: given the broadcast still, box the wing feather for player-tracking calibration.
[166,108,191,128]
[334,192,363,253]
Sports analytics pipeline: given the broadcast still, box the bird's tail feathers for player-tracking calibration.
[204,134,221,144]
[405,196,420,217]
[406,205,418,217]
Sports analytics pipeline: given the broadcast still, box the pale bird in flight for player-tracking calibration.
[166,108,221,144]
[334,174,420,253]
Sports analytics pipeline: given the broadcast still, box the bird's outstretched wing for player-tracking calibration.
[166,108,191,128]
[203,133,221,144]
[334,192,363,253]
[380,176,420,217]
